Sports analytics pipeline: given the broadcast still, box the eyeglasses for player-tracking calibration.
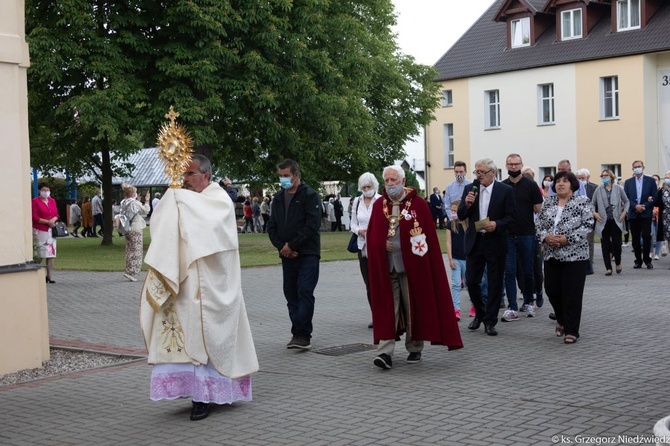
[473,169,492,176]
[183,171,203,177]
[506,162,522,167]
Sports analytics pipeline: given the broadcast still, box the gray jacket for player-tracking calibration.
[592,184,629,237]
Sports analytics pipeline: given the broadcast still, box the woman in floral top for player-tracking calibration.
[536,171,594,344]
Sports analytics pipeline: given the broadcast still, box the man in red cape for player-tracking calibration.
[367,166,463,370]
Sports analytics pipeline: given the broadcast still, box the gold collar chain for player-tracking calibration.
[383,197,413,237]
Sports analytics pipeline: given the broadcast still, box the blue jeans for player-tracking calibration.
[281,255,319,339]
[504,235,535,310]
[450,259,466,309]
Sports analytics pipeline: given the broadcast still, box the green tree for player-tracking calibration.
[27,0,151,245]
[27,0,440,240]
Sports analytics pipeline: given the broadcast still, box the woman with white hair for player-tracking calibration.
[350,172,381,328]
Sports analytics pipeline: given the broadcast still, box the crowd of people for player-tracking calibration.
[428,158,670,345]
[30,154,670,421]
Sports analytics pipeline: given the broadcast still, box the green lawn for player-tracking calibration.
[54,227,449,272]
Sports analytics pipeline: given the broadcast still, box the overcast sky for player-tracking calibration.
[390,0,496,162]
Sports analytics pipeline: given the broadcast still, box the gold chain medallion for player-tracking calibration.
[157,106,194,188]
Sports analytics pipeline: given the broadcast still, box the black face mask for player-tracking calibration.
[508,170,522,178]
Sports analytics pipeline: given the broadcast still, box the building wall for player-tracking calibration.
[427,52,669,185]
[0,0,50,375]
[425,78,470,192]
[576,55,650,179]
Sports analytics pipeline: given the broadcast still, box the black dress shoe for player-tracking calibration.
[190,402,210,421]
[548,312,556,320]
[468,318,481,330]
[633,262,642,269]
[46,277,56,284]
[484,325,498,336]
[646,263,653,269]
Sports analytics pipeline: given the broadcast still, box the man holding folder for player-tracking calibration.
[457,158,516,336]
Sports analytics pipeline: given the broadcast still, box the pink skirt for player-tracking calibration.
[149,362,252,404]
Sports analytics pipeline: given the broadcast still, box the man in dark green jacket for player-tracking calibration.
[267,159,322,350]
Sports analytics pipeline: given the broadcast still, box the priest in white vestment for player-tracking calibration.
[140,155,258,421]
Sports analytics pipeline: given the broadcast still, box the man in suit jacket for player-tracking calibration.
[623,160,658,268]
[457,158,516,336]
[429,187,445,229]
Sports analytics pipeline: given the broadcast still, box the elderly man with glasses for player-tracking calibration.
[457,158,516,336]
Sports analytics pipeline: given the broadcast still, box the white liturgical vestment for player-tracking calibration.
[140,183,258,378]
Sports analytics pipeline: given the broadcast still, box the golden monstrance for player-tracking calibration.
[157,106,194,188]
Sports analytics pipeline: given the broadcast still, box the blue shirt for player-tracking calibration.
[444,178,472,218]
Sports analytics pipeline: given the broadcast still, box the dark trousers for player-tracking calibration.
[601,220,623,271]
[72,222,81,236]
[262,214,270,232]
[357,251,372,310]
[544,259,588,338]
[533,240,544,297]
[465,235,505,327]
[93,214,104,235]
[629,216,652,265]
[281,254,320,339]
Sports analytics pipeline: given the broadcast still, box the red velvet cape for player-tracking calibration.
[367,187,463,350]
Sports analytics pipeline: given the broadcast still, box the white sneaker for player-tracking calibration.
[654,255,660,260]
[501,309,519,322]
[622,243,629,247]
[123,273,137,282]
[526,304,535,317]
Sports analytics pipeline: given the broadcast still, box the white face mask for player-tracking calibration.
[543,180,552,188]
[40,191,50,199]
[362,189,375,198]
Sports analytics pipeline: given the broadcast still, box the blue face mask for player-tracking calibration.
[602,177,610,185]
[279,177,293,189]
[634,167,643,176]
[665,179,670,186]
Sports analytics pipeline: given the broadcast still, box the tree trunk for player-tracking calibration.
[100,143,114,246]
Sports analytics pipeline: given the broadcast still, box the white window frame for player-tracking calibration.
[561,8,583,40]
[485,90,500,129]
[443,124,454,168]
[538,83,555,125]
[601,164,622,181]
[617,0,641,31]
[600,76,619,120]
[441,90,453,107]
[511,17,531,48]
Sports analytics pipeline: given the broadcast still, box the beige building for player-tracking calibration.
[426,0,670,192]
[0,1,50,375]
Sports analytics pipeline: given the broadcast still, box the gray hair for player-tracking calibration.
[191,154,212,177]
[577,168,590,177]
[474,158,497,174]
[382,165,405,180]
[357,172,379,192]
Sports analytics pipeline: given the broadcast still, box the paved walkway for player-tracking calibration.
[1,245,670,445]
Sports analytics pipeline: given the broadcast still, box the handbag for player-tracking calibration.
[347,234,358,254]
[347,197,362,253]
[347,233,359,253]
[52,221,69,238]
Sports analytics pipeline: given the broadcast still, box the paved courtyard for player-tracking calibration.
[1,245,670,445]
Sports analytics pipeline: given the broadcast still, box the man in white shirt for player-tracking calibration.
[151,192,161,211]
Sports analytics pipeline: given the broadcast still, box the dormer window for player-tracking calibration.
[511,18,531,47]
[561,8,582,40]
[617,0,641,31]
